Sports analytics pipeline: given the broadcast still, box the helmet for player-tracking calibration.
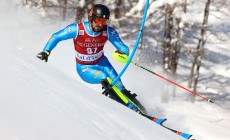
[88,4,110,21]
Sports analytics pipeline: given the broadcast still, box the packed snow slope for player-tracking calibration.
[0,1,230,140]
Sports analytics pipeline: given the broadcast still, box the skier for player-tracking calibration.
[36,4,145,114]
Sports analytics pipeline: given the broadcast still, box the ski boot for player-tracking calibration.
[121,88,147,114]
[100,78,126,106]
[100,78,146,114]
[121,88,137,99]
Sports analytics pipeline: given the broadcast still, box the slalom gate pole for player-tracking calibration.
[113,52,214,103]
[132,61,214,103]
[112,0,149,86]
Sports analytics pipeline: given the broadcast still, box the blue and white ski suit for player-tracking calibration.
[43,21,129,90]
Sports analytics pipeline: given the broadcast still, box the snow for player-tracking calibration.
[0,1,230,140]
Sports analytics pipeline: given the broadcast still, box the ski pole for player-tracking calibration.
[113,52,214,103]
[132,62,214,103]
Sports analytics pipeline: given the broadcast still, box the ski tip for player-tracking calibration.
[187,135,193,139]
[208,99,214,103]
[180,133,192,139]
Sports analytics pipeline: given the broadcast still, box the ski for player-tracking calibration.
[142,114,167,125]
[142,114,193,139]
[101,79,193,139]
[161,125,193,139]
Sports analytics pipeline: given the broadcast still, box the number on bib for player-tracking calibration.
[87,48,97,54]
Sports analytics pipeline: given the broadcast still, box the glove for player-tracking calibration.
[112,50,129,63]
[36,51,50,62]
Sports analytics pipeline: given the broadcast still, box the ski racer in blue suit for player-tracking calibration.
[36,4,145,114]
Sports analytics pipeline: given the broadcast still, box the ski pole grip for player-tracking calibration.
[112,51,129,63]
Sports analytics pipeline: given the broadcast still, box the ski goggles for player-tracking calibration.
[93,17,109,25]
